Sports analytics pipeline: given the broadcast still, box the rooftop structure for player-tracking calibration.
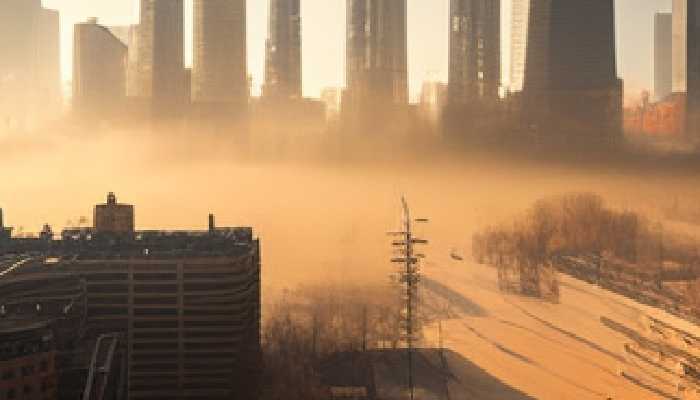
[93,192,134,235]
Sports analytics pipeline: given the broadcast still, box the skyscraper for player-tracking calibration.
[510,0,530,93]
[73,18,128,120]
[192,0,248,112]
[133,0,185,117]
[263,0,302,100]
[448,0,501,107]
[345,0,408,112]
[673,0,688,93]
[688,0,700,138]
[0,0,60,130]
[655,13,673,101]
[523,0,621,145]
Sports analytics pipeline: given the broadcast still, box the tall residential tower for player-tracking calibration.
[192,0,248,114]
[344,0,408,122]
[448,0,501,107]
[655,13,673,101]
[523,0,621,145]
[263,0,302,100]
[133,0,186,117]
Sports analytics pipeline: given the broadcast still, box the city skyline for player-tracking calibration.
[44,0,672,101]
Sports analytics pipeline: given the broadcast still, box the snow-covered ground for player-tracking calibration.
[422,254,699,400]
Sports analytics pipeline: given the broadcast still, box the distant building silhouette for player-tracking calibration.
[673,0,688,93]
[510,0,530,93]
[0,0,60,131]
[448,0,501,107]
[132,0,186,118]
[192,0,248,118]
[445,0,501,141]
[523,0,622,146]
[688,0,700,139]
[343,0,408,135]
[73,18,128,121]
[263,0,301,100]
[655,13,673,102]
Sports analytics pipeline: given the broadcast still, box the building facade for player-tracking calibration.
[0,0,60,131]
[0,324,58,400]
[448,0,501,107]
[73,19,128,121]
[655,13,673,101]
[133,0,186,117]
[673,0,688,93]
[523,0,621,146]
[345,0,408,118]
[263,0,302,100]
[192,0,248,113]
[0,197,262,400]
[510,0,530,93]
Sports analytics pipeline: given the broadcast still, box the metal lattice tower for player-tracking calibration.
[389,197,428,400]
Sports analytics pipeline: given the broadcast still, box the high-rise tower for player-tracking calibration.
[523,0,621,145]
[448,0,501,107]
[192,0,248,113]
[134,0,185,117]
[673,0,688,93]
[0,0,60,130]
[655,13,673,101]
[263,0,301,100]
[345,0,408,114]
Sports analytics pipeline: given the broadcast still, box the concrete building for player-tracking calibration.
[344,0,408,130]
[0,197,262,400]
[132,0,186,118]
[73,18,128,121]
[0,322,58,400]
[192,0,248,116]
[0,0,61,131]
[655,13,673,101]
[263,0,302,100]
[523,0,622,146]
[688,0,700,139]
[673,0,688,93]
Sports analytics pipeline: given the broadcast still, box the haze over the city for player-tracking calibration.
[45,0,670,100]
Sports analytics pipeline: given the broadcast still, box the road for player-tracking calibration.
[422,255,700,400]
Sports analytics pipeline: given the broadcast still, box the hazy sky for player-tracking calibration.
[43,0,670,100]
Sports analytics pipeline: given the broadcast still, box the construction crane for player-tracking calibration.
[389,196,429,400]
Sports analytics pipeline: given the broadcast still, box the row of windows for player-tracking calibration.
[2,378,55,399]
[1,359,50,380]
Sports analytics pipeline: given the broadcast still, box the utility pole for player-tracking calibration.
[389,196,428,400]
